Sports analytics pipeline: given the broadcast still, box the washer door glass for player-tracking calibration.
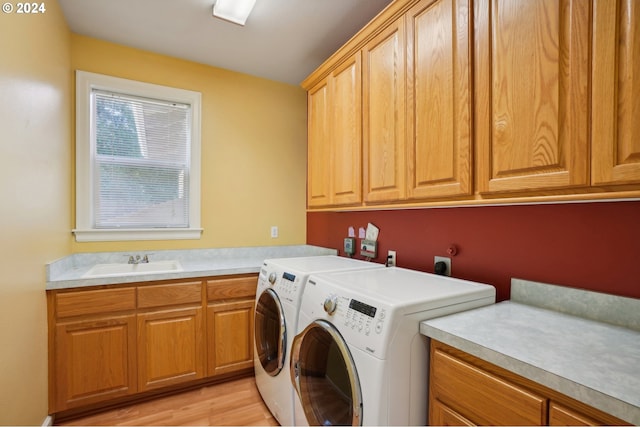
[291,319,362,426]
[254,288,286,376]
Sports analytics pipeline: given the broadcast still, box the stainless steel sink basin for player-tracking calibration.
[82,260,183,278]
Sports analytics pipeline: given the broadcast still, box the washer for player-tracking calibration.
[290,267,496,426]
[253,255,383,426]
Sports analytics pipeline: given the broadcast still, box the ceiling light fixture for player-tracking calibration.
[212,0,257,26]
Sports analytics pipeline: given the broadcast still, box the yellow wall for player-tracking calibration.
[70,35,309,253]
[0,5,308,423]
[0,1,72,425]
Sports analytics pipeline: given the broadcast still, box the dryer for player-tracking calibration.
[290,267,496,426]
[253,255,383,426]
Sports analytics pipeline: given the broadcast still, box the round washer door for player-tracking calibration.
[291,319,362,426]
[254,288,286,376]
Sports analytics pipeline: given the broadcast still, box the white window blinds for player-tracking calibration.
[92,89,191,229]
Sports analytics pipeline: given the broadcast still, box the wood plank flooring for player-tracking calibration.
[56,376,279,426]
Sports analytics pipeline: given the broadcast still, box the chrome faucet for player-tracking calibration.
[128,255,150,264]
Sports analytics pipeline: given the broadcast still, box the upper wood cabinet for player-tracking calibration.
[475,0,590,194]
[591,0,640,186]
[304,0,640,210]
[307,54,363,207]
[406,0,473,200]
[363,16,407,203]
[331,54,363,206]
[307,80,331,207]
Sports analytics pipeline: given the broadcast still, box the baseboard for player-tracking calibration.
[41,415,53,427]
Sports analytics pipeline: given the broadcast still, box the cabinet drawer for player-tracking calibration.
[549,402,602,426]
[137,282,202,309]
[207,275,257,302]
[431,347,547,426]
[55,287,136,318]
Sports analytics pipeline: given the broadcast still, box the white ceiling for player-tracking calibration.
[59,0,394,86]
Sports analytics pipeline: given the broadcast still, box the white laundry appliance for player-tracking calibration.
[253,255,384,426]
[290,267,496,426]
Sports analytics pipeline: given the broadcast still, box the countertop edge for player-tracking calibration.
[46,245,338,290]
[46,265,264,290]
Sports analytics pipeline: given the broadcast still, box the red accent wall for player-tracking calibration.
[307,201,640,302]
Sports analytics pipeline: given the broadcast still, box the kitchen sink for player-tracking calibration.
[82,260,183,278]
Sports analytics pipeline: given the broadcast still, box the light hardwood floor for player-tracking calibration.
[56,376,279,426]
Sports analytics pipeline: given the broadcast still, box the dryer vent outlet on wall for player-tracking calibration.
[434,256,451,276]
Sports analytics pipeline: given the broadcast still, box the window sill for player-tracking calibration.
[72,228,203,242]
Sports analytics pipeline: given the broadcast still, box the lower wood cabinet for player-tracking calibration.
[207,299,254,376]
[137,306,205,391]
[53,314,137,410]
[429,340,630,426]
[206,275,257,377]
[430,398,474,426]
[48,274,257,415]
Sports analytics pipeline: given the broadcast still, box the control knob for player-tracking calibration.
[323,294,338,315]
[268,272,277,285]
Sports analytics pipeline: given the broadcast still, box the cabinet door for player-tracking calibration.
[308,79,332,207]
[207,299,254,377]
[330,53,363,206]
[592,0,640,185]
[363,17,406,203]
[407,0,473,199]
[137,307,205,391]
[476,0,590,193]
[54,315,136,411]
[430,398,475,426]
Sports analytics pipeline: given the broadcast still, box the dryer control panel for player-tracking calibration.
[333,294,393,359]
[278,271,302,303]
[345,298,383,336]
[257,267,304,305]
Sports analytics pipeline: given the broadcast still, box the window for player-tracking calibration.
[74,71,202,242]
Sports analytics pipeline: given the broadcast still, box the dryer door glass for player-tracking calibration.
[255,288,286,376]
[291,320,362,426]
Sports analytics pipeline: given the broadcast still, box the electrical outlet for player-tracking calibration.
[434,256,451,276]
[270,226,278,238]
[387,250,396,267]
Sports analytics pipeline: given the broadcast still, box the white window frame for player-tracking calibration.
[73,70,202,242]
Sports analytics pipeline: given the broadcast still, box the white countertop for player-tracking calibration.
[420,279,640,425]
[46,245,337,290]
